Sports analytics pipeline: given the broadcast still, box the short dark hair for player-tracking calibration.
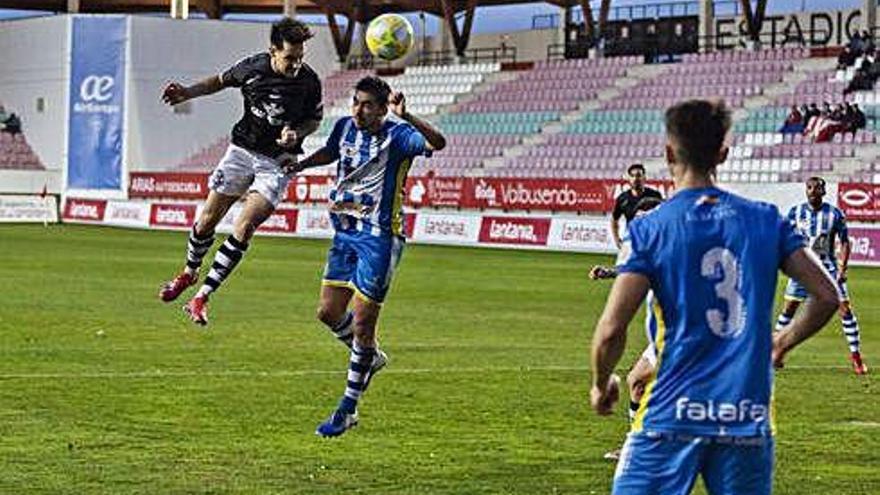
[355,76,391,105]
[627,163,646,175]
[271,17,313,47]
[807,176,826,189]
[664,99,731,174]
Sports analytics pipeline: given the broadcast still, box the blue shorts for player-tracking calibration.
[322,229,405,304]
[784,262,848,302]
[613,432,774,495]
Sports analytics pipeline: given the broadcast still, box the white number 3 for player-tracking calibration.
[700,247,746,339]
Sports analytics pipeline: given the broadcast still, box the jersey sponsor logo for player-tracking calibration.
[341,144,359,158]
[675,397,768,424]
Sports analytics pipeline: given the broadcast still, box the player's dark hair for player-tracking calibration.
[627,163,646,175]
[355,76,392,105]
[271,17,314,47]
[664,99,731,174]
[807,176,826,189]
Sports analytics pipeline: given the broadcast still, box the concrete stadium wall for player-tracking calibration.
[0,16,69,172]
[465,27,560,63]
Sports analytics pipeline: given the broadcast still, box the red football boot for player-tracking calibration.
[159,272,197,302]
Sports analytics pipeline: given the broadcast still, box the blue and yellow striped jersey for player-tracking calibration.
[787,202,848,264]
[324,116,430,237]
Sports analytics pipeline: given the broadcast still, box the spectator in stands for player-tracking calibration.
[838,46,856,70]
[851,102,867,131]
[780,105,805,134]
[864,30,875,56]
[804,103,820,127]
[863,52,880,84]
[1,112,21,135]
[807,104,848,143]
[849,31,865,57]
[843,67,874,95]
[610,163,663,249]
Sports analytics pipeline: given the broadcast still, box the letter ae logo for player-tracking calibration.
[80,75,115,102]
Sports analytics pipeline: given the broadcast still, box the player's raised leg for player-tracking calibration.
[184,191,274,325]
[159,190,239,303]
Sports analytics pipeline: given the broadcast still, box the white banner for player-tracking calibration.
[0,195,58,223]
[295,208,334,238]
[412,212,481,245]
[548,216,617,253]
[104,200,149,228]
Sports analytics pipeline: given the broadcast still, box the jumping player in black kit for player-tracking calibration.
[158,17,322,325]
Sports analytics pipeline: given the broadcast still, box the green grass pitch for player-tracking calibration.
[0,224,877,494]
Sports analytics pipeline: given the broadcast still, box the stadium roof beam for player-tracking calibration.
[739,0,767,44]
[324,5,357,62]
[0,0,579,20]
[576,0,611,42]
[439,0,477,57]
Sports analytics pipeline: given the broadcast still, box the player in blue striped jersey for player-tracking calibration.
[774,177,868,375]
[590,100,839,495]
[290,76,446,437]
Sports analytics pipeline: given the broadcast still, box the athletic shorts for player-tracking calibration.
[208,144,292,207]
[613,432,774,495]
[784,260,848,302]
[322,229,405,304]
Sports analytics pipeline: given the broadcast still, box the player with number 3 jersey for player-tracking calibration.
[590,100,839,495]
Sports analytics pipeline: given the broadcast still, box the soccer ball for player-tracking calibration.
[365,14,414,61]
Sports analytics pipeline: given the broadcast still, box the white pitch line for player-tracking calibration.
[0,364,853,380]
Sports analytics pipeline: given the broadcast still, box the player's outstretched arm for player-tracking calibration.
[388,92,446,151]
[838,239,851,282]
[774,248,840,367]
[591,272,650,415]
[161,76,225,106]
[284,147,337,174]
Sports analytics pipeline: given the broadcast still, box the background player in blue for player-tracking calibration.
[290,76,446,437]
[590,99,840,495]
[774,177,868,375]
[157,18,322,325]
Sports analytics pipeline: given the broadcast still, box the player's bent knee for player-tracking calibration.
[316,305,341,326]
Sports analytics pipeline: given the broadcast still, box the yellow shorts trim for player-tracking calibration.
[321,279,383,306]
[322,279,355,290]
[353,286,383,306]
